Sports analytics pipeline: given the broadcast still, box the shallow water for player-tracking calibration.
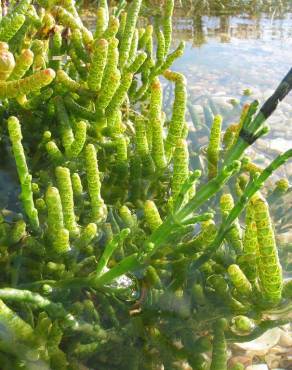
[170,10,292,177]
[174,14,292,100]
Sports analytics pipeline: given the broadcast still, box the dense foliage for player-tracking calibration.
[0,0,291,369]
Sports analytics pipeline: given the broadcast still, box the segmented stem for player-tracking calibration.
[7,116,39,230]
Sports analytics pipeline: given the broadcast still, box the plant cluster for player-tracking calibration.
[0,0,291,369]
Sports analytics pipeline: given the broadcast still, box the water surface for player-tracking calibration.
[170,9,292,172]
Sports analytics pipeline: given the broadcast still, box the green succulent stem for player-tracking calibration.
[192,149,292,269]
[0,288,68,318]
[7,116,39,230]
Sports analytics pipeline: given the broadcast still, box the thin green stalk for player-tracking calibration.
[95,228,130,277]
[146,162,239,255]
[91,254,140,288]
[176,161,240,221]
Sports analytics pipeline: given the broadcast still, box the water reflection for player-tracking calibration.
[172,0,292,17]
[172,12,292,45]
